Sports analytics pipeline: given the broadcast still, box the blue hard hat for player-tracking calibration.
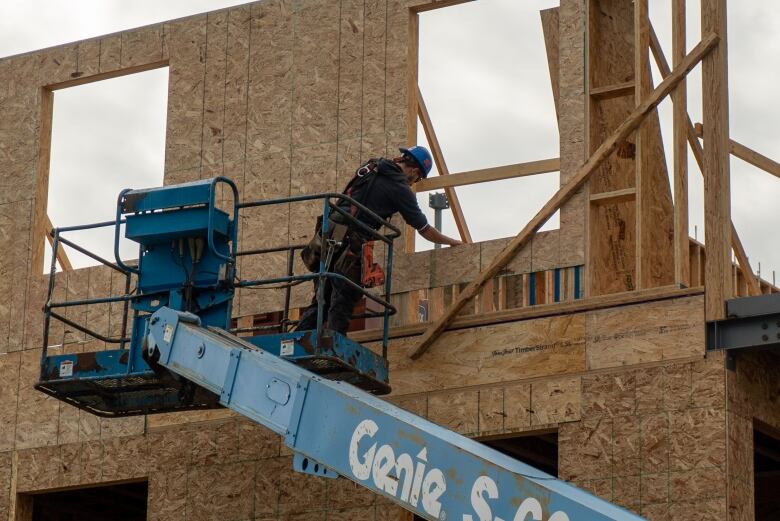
[399,146,433,178]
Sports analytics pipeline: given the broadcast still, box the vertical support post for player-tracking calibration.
[120,271,132,350]
[284,247,295,330]
[634,0,650,289]
[405,9,420,254]
[673,0,690,288]
[701,0,732,319]
[316,200,331,341]
[32,88,54,274]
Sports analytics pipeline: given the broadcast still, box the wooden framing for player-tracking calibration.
[589,82,634,100]
[405,11,421,254]
[44,215,73,271]
[694,123,780,179]
[353,285,703,343]
[589,188,636,206]
[701,0,732,320]
[409,33,718,359]
[649,25,761,297]
[31,87,54,276]
[634,0,651,289]
[416,87,472,243]
[30,60,169,274]
[672,0,690,288]
[405,1,477,253]
[729,139,780,178]
[415,158,560,192]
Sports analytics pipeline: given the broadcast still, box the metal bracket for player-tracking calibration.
[220,349,242,404]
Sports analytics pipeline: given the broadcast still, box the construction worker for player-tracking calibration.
[296,145,462,334]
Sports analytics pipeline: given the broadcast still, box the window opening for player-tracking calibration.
[755,423,780,520]
[44,66,168,271]
[24,481,148,521]
[415,1,561,249]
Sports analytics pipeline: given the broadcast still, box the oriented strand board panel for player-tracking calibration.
[379,312,587,394]
[557,0,587,266]
[586,0,674,295]
[0,2,743,519]
[586,295,704,369]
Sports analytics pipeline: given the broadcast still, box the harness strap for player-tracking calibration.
[342,159,381,223]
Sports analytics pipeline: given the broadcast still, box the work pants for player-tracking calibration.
[296,244,363,334]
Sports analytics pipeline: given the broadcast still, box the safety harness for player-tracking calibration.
[301,159,386,287]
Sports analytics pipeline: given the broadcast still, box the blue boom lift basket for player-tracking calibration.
[35,177,399,416]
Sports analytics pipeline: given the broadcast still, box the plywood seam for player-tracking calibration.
[198,15,209,175]
[333,0,344,195]
[219,10,231,178]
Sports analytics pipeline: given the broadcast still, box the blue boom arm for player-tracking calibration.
[147,306,646,521]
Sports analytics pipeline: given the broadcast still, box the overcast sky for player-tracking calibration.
[1,0,779,284]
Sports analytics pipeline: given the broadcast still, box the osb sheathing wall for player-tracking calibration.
[0,2,753,521]
[726,351,780,519]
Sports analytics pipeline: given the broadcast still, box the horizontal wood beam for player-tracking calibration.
[408,33,719,359]
[590,81,635,100]
[351,286,703,343]
[44,215,73,271]
[47,60,169,90]
[589,187,636,205]
[415,158,560,191]
[410,0,475,12]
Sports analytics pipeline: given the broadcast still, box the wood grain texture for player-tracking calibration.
[414,158,561,192]
[701,0,732,320]
[650,27,761,297]
[379,313,586,394]
[586,295,704,369]
[557,0,587,267]
[672,0,690,289]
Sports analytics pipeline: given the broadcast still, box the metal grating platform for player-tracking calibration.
[35,350,222,417]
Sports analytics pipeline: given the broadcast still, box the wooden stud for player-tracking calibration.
[417,87,473,243]
[589,81,635,100]
[31,88,54,275]
[649,25,761,297]
[415,158,560,192]
[672,0,690,289]
[480,279,495,314]
[701,0,732,320]
[497,276,507,311]
[44,215,73,272]
[408,33,718,359]
[588,188,636,206]
[634,0,650,289]
[405,10,420,254]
